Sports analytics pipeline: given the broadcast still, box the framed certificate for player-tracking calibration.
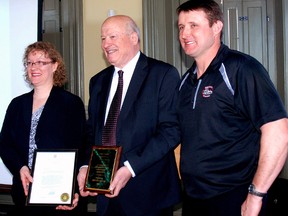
[26,149,77,206]
[84,146,122,194]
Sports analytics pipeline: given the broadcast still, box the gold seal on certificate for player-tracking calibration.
[60,193,69,202]
[84,146,122,194]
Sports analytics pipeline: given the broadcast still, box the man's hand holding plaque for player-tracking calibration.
[84,146,122,194]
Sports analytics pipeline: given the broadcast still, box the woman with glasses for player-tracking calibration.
[0,41,87,215]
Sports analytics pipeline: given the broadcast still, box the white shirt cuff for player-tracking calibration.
[124,161,136,177]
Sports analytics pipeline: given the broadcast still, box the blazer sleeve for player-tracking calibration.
[124,63,181,175]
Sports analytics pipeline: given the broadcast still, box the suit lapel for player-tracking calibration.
[120,53,148,119]
[23,90,34,132]
[95,67,114,144]
[100,69,114,115]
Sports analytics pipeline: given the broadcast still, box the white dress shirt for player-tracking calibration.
[104,51,141,177]
[104,51,140,124]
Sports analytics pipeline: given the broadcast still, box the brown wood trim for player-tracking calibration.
[0,184,11,193]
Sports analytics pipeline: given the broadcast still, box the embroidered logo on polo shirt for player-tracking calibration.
[202,86,213,98]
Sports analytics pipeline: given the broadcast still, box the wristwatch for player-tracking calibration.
[248,184,267,197]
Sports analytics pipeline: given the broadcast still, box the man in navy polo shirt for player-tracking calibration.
[176,0,288,215]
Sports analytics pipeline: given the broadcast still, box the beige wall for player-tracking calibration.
[83,0,143,104]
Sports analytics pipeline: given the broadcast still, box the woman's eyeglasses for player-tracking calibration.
[24,61,53,68]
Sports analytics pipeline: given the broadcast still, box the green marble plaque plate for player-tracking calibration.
[84,146,122,194]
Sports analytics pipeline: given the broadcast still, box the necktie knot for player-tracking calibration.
[118,70,123,77]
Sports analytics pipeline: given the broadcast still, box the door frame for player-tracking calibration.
[38,0,84,99]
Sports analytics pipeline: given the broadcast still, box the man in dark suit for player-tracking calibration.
[77,15,182,216]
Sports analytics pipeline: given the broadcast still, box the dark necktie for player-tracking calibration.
[102,70,124,146]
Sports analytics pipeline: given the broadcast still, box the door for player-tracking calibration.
[40,0,84,99]
[223,0,268,69]
[243,0,268,68]
[42,0,62,55]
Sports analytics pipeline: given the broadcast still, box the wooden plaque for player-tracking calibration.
[84,146,122,194]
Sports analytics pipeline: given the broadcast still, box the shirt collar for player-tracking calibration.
[114,51,140,73]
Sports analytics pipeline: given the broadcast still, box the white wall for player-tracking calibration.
[0,0,38,185]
